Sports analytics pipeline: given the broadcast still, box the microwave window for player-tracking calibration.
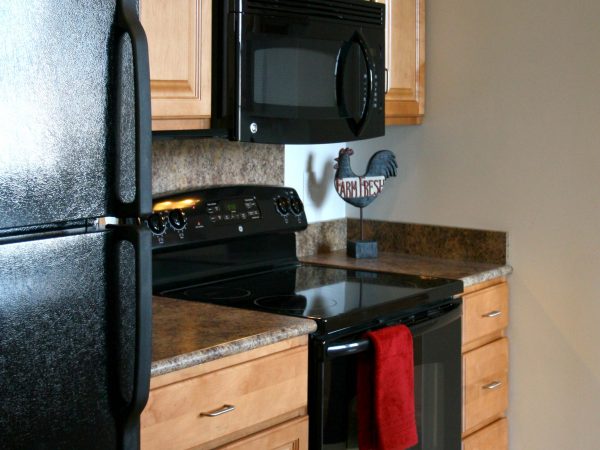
[252,43,338,109]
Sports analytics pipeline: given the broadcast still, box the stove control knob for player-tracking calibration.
[275,196,290,215]
[290,196,304,215]
[168,209,187,230]
[147,213,167,235]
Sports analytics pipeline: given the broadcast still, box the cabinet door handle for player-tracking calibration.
[384,68,389,94]
[200,405,236,417]
[482,381,503,390]
[482,310,502,318]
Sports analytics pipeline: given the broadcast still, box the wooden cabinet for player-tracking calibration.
[141,336,309,450]
[462,282,509,353]
[140,0,211,131]
[463,338,509,434]
[461,279,510,448]
[218,416,308,450]
[463,418,508,450]
[376,0,426,125]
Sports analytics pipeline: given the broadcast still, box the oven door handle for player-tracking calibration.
[325,301,461,360]
[326,339,371,359]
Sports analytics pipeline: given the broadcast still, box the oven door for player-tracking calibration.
[311,301,462,450]
[235,12,385,144]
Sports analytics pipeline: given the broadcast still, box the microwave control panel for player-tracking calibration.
[147,185,307,249]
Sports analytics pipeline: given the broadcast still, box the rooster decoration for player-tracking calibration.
[334,147,397,258]
[334,147,397,207]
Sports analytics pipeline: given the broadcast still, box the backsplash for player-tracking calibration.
[152,137,284,195]
[296,219,347,257]
[347,219,507,265]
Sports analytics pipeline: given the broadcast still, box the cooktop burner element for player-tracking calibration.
[254,294,338,316]
[182,286,251,301]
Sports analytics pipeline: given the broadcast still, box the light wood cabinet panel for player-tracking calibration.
[462,282,509,352]
[218,416,308,450]
[463,338,509,435]
[462,418,508,450]
[140,0,211,131]
[141,343,308,450]
[377,0,425,125]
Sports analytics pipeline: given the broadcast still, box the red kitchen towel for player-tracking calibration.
[357,324,418,450]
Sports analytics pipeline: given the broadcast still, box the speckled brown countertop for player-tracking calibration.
[300,250,512,288]
[151,297,317,377]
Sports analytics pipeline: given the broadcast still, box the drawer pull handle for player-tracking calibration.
[200,405,236,417]
[482,310,502,318]
[482,381,503,390]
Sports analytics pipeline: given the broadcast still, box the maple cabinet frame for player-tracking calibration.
[140,0,212,131]
[378,0,426,125]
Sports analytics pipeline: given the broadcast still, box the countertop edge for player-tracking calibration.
[150,320,317,378]
[461,265,513,288]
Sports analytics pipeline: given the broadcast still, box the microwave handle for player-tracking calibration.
[335,32,374,134]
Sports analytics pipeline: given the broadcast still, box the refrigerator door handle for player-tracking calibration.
[110,224,152,449]
[116,0,152,219]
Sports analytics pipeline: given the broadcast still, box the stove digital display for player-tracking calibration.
[206,197,261,224]
[223,201,239,213]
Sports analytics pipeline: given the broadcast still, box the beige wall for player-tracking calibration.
[350,0,600,448]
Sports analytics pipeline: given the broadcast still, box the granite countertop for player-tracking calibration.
[300,250,513,288]
[151,297,317,377]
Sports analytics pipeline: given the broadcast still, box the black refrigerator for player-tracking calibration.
[0,1,152,448]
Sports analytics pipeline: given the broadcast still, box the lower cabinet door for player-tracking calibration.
[141,346,308,449]
[463,418,508,450]
[218,416,308,450]
[463,338,509,434]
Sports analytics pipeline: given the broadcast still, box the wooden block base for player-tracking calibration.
[347,240,378,259]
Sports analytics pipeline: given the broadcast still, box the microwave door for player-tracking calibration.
[232,8,385,144]
[335,32,374,137]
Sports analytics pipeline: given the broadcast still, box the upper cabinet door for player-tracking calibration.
[140,0,211,131]
[377,0,425,125]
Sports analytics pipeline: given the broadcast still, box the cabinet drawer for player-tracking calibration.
[463,338,508,434]
[463,282,508,348]
[218,416,308,450]
[463,418,508,450]
[141,346,308,450]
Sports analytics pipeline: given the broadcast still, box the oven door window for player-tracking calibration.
[319,307,462,450]
[243,27,371,122]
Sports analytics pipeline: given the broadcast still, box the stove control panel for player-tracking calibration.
[147,185,307,249]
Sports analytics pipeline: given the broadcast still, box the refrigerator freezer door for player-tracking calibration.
[0,229,151,449]
[0,0,151,231]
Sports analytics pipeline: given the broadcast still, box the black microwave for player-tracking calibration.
[212,0,386,145]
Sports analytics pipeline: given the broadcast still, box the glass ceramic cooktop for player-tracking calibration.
[160,264,462,335]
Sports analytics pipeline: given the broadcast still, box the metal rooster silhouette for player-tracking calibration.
[334,147,397,208]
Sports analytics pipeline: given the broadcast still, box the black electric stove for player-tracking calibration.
[148,185,462,338]
[148,185,464,450]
